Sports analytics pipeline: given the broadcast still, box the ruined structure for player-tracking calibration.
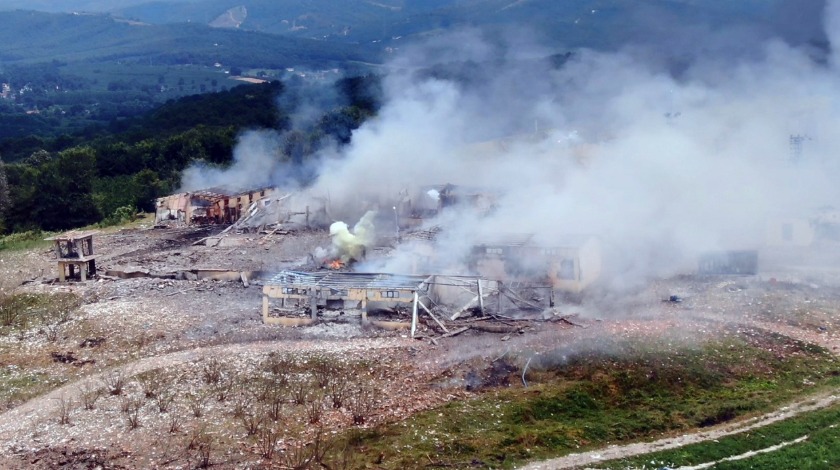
[262,270,497,336]
[155,186,275,225]
[766,218,816,247]
[231,192,330,231]
[470,234,602,294]
[47,231,98,282]
[397,183,498,229]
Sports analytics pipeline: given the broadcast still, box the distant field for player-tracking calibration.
[66,62,236,96]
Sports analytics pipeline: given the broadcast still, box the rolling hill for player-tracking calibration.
[103,0,829,52]
[0,1,826,57]
[0,9,379,67]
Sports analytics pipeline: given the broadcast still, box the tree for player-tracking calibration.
[131,169,166,212]
[35,147,100,230]
[0,156,10,232]
[5,163,41,232]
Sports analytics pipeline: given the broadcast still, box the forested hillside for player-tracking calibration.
[0,9,380,146]
[0,75,381,233]
[0,0,827,235]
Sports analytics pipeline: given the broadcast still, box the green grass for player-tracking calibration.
[598,401,840,469]
[65,62,233,97]
[332,332,840,469]
[0,368,67,411]
[0,230,52,252]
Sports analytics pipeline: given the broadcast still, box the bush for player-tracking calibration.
[0,230,46,251]
[99,205,136,227]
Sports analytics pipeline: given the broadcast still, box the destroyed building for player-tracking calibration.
[155,186,276,225]
[230,191,331,232]
[766,218,815,247]
[46,230,98,282]
[262,270,497,335]
[469,234,602,294]
[765,207,840,248]
[397,183,498,229]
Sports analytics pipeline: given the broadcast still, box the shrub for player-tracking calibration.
[101,370,126,396]
[0,230,46,251]
[99,206,136,227]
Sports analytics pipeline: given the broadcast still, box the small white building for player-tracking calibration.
[766,218,815,247]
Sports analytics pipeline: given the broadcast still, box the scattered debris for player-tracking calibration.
[78,338,105,348]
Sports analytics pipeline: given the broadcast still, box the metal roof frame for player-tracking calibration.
[265,271,433,291]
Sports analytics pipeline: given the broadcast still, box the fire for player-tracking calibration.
[327,259,345,270]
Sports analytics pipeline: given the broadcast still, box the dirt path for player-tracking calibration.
[519,315,840,470]
[518,391,839,470]
[0,337,410,448]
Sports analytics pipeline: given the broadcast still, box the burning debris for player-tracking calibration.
[313,210,378,268]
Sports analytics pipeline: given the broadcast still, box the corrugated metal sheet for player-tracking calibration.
[265,271,432,290]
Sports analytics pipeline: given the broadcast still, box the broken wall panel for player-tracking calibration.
[766,218,815,247]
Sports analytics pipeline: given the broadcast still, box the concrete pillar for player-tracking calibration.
[361,295,368,321]
[410,291,419,338]
[477,279,484,314]
[262,294,269,321]
[309,291,318,320]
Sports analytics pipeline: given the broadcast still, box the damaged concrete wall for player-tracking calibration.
[766,218,815,247]
[426,276,498,307]
[155,193,190,224]
[155,187,277,226]
[546,237,602,293]
[470,236,602,294]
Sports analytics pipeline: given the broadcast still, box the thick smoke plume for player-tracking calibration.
[193,1,840,291]
[327,210,377,263]
[180,130,284,192]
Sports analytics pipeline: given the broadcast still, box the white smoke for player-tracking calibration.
[192,1,840,291]
[179,130,283,192]
[303,1,840,289]
[827,0,840,65]
[327,210,377,263]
